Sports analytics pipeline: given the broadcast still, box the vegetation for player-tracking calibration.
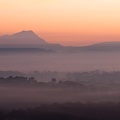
[0,76,83,88]
[1,70,120,89]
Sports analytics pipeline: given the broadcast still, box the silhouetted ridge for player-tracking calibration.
[1,31,120,52]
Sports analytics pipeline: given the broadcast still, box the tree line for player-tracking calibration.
[0,76,83,88]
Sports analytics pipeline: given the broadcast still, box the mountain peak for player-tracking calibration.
[22,30,33,32]
[20,30,34,33]
[21,30,33,32]
[0,30,48,44]
[12,30,37,36]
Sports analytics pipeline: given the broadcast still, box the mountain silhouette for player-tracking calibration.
[0,30,47,44]
[1,31,120,52]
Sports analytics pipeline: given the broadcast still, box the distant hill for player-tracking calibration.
[0,30,47,44]
[67,41,120,52]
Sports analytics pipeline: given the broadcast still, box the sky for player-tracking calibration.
[0,0,120,46]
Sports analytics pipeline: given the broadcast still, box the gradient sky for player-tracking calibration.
[0,0,120,46]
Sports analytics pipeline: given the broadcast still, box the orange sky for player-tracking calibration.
[0,0,120,46]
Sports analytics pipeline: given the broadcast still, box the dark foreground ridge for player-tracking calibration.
[0,102,120,120]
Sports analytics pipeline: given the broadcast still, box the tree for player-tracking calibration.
[51,78,56,83]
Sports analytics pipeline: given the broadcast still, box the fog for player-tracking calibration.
[0,71,120,109]
[0,52,120,109]
[0,52,120,72]
[0,87,120,109]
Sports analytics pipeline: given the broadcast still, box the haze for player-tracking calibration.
[0,52,120,72]
[0,0,120,46]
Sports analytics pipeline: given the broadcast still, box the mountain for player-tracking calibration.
[0,30,47,44]
[1,31,120,53]
[0,30,65,53]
